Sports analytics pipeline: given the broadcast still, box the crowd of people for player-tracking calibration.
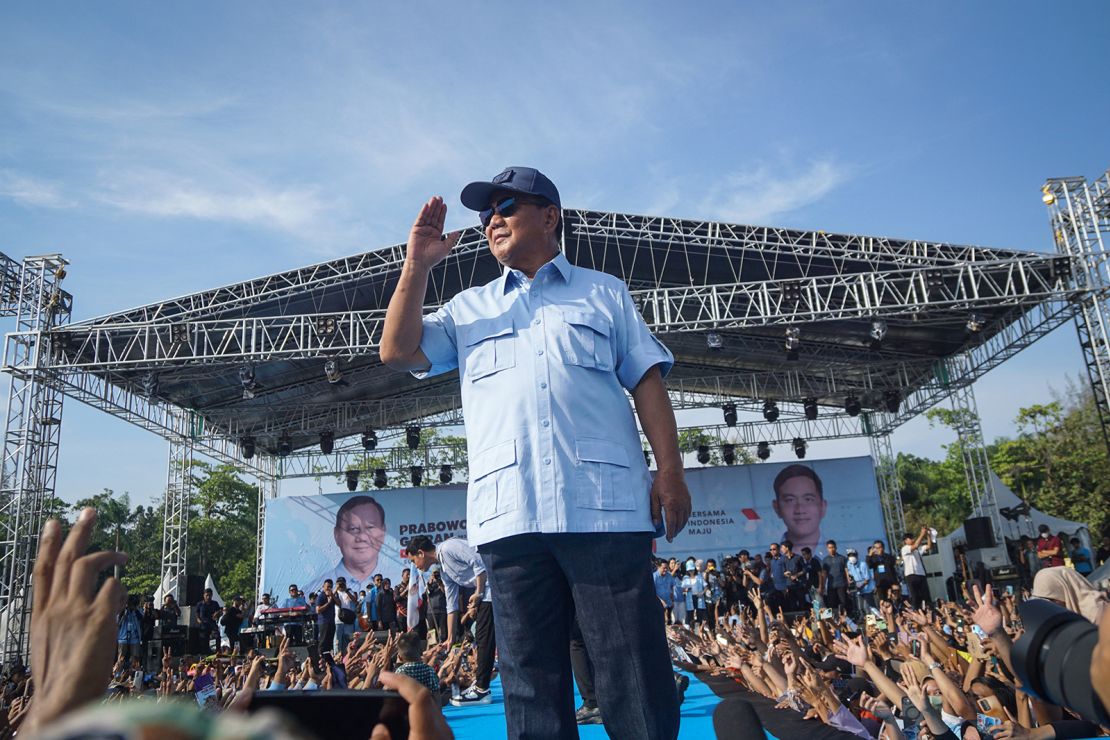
[3,508,1109,740]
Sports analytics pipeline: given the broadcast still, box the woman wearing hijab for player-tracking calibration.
[1031,567,1107,624]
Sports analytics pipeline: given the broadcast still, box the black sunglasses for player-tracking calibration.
[479,195,549,228]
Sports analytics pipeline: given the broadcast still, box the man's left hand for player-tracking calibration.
[650,468,691,543]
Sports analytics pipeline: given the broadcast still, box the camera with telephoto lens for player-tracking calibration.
[1012,599,1107,726]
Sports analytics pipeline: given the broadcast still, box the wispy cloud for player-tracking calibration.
[699,158,853,224]
[0,169,71,208]
[93,169,330,237]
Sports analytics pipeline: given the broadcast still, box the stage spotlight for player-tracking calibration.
[706,331,723,351]
[324,359,343,384]
[277,433,292,457]
[1041,187,1055,205]
[315,316,338,336]
[792,437,807,459]
[722,403,737,427]
[884,390,902,413]
[756,441,771,460]
[319,430,334,455]
[345,469,359,492]
[722,443,736,465]
[239,365,258,400]
[361,429,378,451]
[373,468,388,488]
[696,445,711,465]
[803,397,818,421]
[439,464,453,484]
[410,465,424,487]
[239,435,256,460]
[869,319,887,351]
[141,371,159,398]
[762,400,780,422]
[784,328,800,361]
[405,425,421,450]
[844,396,862,417]
[966,313,986,334]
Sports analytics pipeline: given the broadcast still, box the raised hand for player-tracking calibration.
[833,635,869,667]
[860,693,895,721]
[899,663,926,711]
[373,671,455,740]
[972,584,1003,635]
[24,508,128,734]
[407,197,460,272]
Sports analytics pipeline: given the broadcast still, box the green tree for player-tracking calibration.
[187,463,259,599]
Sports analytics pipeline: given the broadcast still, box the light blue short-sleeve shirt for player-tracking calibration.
[415,252,673,547]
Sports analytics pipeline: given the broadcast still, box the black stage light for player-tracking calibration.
[784,328,800,361]
[884,390,902,414]
[406,425,421,450]
[239,435,256,460]
[966,313,986,334]
[722,444,736,465]
[762,400,779,423]
[141,371,159,398]
[696,445,711,464]
[319,430,334,455]
[345,469,359,492]
[869,319,887,352]
[239,365,258,399]
[803,398,818,421]
[277,433,292,457]
[792,437,807,459]
[361,429,378,451]
[439,464,453,484]
[756,441,771,460]
[410,465,424,487]
[373,468,388,489]
[722,403,737,427]
[324,359,342,384]
[844,396,862,417]
[706,331,723,351]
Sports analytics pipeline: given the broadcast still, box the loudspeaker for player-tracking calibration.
[964,517,995,549]
[184,575,206,605]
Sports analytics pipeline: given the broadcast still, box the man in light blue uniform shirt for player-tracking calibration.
[381,167,691,739]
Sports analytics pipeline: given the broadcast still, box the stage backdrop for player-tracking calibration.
[260,456,884,596]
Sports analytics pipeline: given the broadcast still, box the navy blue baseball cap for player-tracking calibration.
[460,166,561,211]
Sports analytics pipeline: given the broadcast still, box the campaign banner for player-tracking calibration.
[654,455,886,563]
[260,485,468,597]
[260,455,885,597]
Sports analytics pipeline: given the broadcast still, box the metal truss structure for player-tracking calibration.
[0,254,72,662]
[947,382,1002,541]
[1043,172,1110,448]
[4,169,1110,659]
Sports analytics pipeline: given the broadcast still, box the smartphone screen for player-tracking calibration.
[248,690,409,740]
[911,641,920,658]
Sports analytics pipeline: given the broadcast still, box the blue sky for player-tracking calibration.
[1,2,1108,506]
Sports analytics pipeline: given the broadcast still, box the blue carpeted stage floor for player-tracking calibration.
[441,670,755,739]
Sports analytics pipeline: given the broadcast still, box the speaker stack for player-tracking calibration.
[964,517,995,550]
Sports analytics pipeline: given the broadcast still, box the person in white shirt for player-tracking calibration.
[900,526,931,609]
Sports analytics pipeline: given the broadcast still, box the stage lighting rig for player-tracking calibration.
[405,425,421,450]
[784,328,800,361]
[792,437,807,459]
[276,433,292,457]
[239,435,256,460]
[239,365,259,400]
[706,331,723,351]
[319,431,334,455]
[696,445,711,464]
[803,397,818,421]
[721,443,736,465]
[884,390,902,413]
[373,468,388,488]
[844,396,862,417]
[756,441,771,460]
[361,429,378,451]
[966,313,986,334]
[324,359,343,384]
[345,469,359,492]
[410,465,424,487]
[141,371,159,398]
[869,319,887,351]
[1041,186,1055,205]
[762,400,780,423]
[722,403,737,427]
[439,464,453,484]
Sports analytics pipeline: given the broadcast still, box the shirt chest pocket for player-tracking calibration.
[575,437,636,511]
[558,310,614,371]
[461,317,517,381]
[469,439,520,525]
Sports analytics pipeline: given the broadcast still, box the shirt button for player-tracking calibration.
[533,318,541,325]
[544,458,551,465]
[540,382,547,389]
[542,419,550,427]
[537,349,544,356]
